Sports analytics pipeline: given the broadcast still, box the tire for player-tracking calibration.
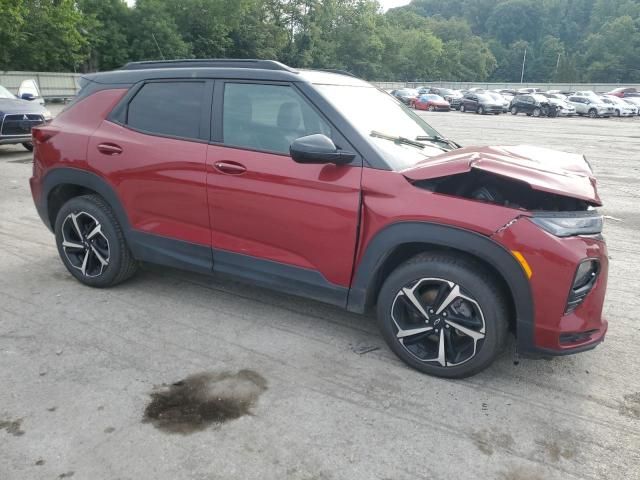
[532,107,541,117]
[510,107,518,115]
[376,252,509,379]
[588,109,598,118]
[428,105,435,112]
[477,106,484,115]
[54,194,138,288]
[22,142,33,152]
[615,109,621,117]
[460,104,466,113]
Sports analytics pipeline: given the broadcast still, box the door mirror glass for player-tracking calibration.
[290,134,355,165]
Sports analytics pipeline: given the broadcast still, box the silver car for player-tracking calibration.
[567,95,615,118]
[542,94,576,116]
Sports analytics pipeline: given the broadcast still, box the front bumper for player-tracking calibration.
[493,217,608,357]
[0,135,32,144]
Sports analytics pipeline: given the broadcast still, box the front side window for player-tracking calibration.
[223,83,331,155]
[127,81,205,140]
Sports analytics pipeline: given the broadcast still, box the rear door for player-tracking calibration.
[206,81,362,305]
[88,79,213,272]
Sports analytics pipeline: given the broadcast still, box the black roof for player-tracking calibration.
[82,59,370,88]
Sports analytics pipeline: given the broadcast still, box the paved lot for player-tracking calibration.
[1,109,639,480]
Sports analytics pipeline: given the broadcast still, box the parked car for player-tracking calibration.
[620,95,640,112]
[429,88,463,110]
[460,92,503,114]
[30,59,609,378]
[567,95,615,118]
[601,95,638,117]
[510,94,559,117]
[517,88,544,94]
[540,93,577,116]
[0,84,52,151]
[413,94,451,111]
[605,87,638,98]
[390,88,418,106]
[487,92,510,113]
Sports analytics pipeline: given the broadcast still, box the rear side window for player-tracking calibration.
[127,82,205,140]
[223,83,331,155]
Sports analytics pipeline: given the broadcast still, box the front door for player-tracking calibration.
[206,81,362,305]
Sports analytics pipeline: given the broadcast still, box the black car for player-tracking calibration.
[0,85,52,151]
[390,88,418,106]
[509,94,559,117]
[459,92,503,114]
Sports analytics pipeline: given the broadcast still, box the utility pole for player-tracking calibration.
[520,48,527,84]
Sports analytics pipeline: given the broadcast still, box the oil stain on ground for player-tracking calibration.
[143,370,267,434]
[0,418,25,436]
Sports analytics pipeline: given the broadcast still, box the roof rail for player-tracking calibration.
[120,59,298,73]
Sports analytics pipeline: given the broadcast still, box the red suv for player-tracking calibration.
[30,60,608,378]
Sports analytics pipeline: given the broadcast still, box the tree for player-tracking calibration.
[128,0,191,61]
[0,0,27,69]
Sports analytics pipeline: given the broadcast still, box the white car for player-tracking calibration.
[602,95,638,117]
[619,96,640,115]
[567,95,615,118]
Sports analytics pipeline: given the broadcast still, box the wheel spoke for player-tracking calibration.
[445,319,485,341]
[436,329,446,367]
[80,250,89,275]
[396,325,433,339]
[90,245,109,266]
[70,213,83,240]
[401,286,431,320]
[435,283,461,314]
[86,224,102,239]
[62,240,84,250]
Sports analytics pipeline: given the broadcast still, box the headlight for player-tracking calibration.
[530,214,603,237]
[43,109,53,121]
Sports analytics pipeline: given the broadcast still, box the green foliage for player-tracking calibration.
[1,0,639,82]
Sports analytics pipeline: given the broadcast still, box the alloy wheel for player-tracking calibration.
[390,278,486,367]
[61,211,110,277]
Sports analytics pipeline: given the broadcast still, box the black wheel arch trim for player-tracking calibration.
[346,221,536,353]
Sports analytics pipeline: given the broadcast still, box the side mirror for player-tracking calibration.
[290,134,355,165]
[21,93,36,101]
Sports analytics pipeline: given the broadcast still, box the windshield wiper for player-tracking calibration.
[415,135,458,149]
[370,130,425,149]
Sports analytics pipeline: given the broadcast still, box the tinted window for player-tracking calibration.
[127,82,204,140]
[223,83,331,155]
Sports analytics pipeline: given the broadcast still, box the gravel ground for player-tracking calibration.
[0,107,639,480]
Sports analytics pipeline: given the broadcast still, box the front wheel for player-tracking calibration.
[588,109,598,118]
[428,105,435,112]
[376,253,509,378]
[54,194,138,287]
[511,107,518,115]
[460,104,466,113]
[532,107,541,117]
[477,106,485,115]
[22,142,34,152]
[615,109,621,117]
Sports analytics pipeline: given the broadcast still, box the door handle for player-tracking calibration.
[214,161,246,175]
[97,143,123,155]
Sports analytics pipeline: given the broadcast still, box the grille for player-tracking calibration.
[1,114,44,136]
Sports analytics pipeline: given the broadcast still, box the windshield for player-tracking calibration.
[477,93,494,101]
[315,84,452,170]
[0,85,16,99]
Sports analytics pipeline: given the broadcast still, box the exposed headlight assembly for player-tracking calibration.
[531,213,603,237]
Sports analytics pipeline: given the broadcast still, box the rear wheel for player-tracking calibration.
[428,105,436,112]
[22,142,33,152]
[477,106,485,115]
[460,104,466,113]
[615,109,621,117]
[532,107,541,117]
[510,106,518,115]
[588,108,598,118]
[376,253,509,378]
[54,194,138,287]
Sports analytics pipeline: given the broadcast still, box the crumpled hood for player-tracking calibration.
[402,145,601,205]
[0,98,47,115]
